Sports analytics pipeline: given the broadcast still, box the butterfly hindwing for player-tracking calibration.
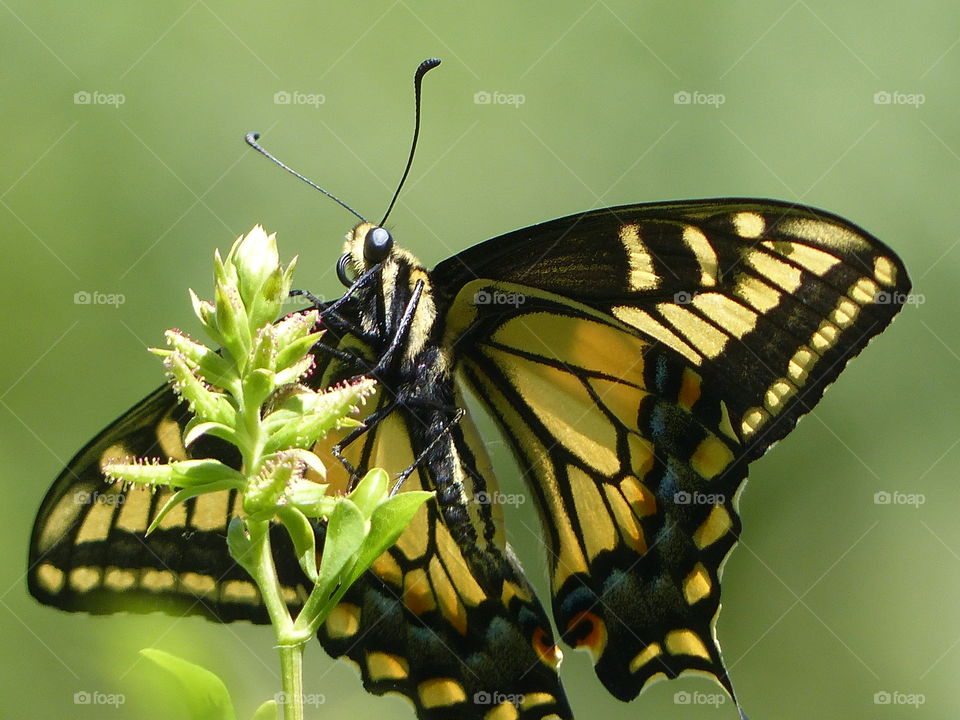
[312,356,572,720]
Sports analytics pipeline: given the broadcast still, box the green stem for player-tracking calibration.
[247,519,309,720]
[277,641,304,720]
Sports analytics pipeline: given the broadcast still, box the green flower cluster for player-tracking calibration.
[104,226,432,720]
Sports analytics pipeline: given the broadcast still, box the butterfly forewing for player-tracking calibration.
[438,199,909,702]
[28,387,304,622]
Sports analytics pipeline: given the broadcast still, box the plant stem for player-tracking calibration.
[247,518,308,720]
[277,641,305,720]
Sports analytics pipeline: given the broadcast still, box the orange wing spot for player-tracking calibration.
[565,611,608,662]
[532,626,564,669]
[678,367,702,409]
[691,435,734,480]
[371,551,403,588]
[429,557,468,636]
[602,484,647,554]
[683,562,712,605]
[628,435,655,478]
[628,642,662,673]
[520,693,557,710]
[418,678,467,709]
[69,566,101,593]
[501,579,532,607]
[403,568,436,615]
[693,505,733,549]
[366,651,410,681]
[325,603,361,639]
[36,564,65,593]
[620,475,657,518]
[665,629,711,660]
[484,702,520,720]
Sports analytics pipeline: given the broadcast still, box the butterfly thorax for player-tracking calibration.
[329,224,489,548]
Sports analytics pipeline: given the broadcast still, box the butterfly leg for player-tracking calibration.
[288,288,325,308]
[366,280,424,377]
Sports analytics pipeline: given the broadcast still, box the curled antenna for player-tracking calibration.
[244,132,367,223]
[379,58,442,226]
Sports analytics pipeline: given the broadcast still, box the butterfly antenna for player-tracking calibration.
[379,57,442,226]
[244,132,368,223]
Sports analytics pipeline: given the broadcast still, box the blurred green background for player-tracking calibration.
[2,2,957,718]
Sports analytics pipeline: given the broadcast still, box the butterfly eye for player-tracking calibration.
[363,226,393,264]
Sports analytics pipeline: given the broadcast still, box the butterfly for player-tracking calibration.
[28,59,910,720]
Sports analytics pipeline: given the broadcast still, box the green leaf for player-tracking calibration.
[347,491,434,588]
[215,283,251,369]
[183,420,238,448]
[273,354,315,386]
[315,499,366,599]
[139,648,236,720]
[242,368,277,411]
[227,516,257,576]
[286,479,335,518]
[146,480,243,535]
[165,353,234,425]
[277,506,319,583]
[348,468,389,518]
[189,288,219,336]
[250,700,279,720]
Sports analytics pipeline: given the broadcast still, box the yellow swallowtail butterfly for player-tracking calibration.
[28,59,910,719]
